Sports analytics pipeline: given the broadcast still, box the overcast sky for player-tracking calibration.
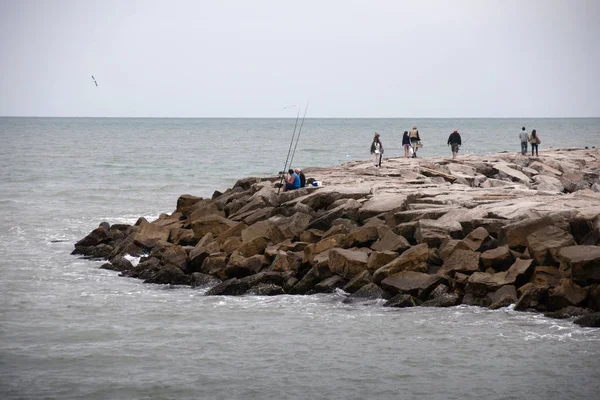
[0,0,598,117]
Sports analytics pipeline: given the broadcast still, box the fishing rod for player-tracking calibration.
[288,101,309,170]
[277,107,301,194]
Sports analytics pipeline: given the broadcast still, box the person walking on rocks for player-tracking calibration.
[519,127,528,155]
[402,130,411,158]
[447,130,462,159]
[370,132,384,167]
[529,129,541,156]
[409,126,421,158]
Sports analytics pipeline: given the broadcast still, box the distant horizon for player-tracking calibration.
[1,115,599,119]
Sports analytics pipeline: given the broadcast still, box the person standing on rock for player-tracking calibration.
[409,126,421,158]
[402,131,411,158]
[529,129,541,156]
[447,130,462,159]
[519,127,528,155]
[370,132,384,167]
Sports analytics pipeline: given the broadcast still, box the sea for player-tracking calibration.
[1,117,599,400]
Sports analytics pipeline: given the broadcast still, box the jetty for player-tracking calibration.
[73,148,600,327]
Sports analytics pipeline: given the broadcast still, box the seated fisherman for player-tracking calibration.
[294,168,306,188]
[283,168,301,191]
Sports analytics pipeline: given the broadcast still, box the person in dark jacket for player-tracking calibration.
[402,131,411,158]
[370,132,384,167]
[447,130,462,159]
[294,168,306,187]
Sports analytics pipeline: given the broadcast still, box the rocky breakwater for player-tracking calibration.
[73,148,600,327]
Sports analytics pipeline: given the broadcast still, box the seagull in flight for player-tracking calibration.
[91,75,98,87]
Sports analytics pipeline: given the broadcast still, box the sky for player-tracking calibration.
[0,0,598,118]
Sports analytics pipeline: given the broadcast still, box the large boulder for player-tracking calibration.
[421,293,460,307]
[492,162,532,184]
[547,279,589,311]
[526,226,575,265]
[199,253,228,276]
[372,244,429,283]
[480,245,514,271]
[205,278,249,296]
[371,230,411,253]
[487,285,518,309]
[380,270,442,299]
[152,244,188,273]
[133,220,171,249]
[268,212,312,239]
[343,282,390,303]
[438,249,481,277]
[236,236,268,257]
[306,199,362,230]
[224,253,270,278]
[500,215,569,248]
[504,258,534,287]
[176,194,203,216]
[190,272,221,288]
[314,275,346,293]
[342,225,380,248]
[358,193,408,221]
[465,271,511,297]
[415,219,463,247]
[190,214,238,239]
[241,220,285,244]
[367,251,399,273]
[573,313,600,327]
[270,251,302,274]
[342,270,372,293]
[461,227,489,252]
[514,284,550,311]
[558,245,600,285]
[531,266,561,287]
[189,234,221,272]
[531,175,564,193]
[328,248,369,280]
[439,239,471,261]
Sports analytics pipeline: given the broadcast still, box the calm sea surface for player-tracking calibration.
[1,117,600,399]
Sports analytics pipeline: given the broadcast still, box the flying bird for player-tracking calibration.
[91,75,98,87]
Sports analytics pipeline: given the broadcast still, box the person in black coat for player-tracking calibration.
[447,130,462,159]
[294,168,306,187]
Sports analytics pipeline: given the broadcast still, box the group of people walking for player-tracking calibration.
[370,126,542,166]
[519,127,542,156]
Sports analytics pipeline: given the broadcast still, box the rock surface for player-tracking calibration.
[73,148,600,326]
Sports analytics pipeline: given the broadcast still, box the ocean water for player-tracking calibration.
[1,117,600,400]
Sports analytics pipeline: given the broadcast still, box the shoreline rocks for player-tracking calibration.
[73,148,600,326]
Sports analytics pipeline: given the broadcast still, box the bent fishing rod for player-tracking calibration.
[277,108,301,194]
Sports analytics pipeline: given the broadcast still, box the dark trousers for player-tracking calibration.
[531,143,538,156]
[521,141,527,155]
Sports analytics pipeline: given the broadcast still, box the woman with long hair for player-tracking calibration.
[529,129,540,156]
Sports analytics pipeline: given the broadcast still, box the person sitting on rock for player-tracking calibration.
[294,168,306,188]
[283,168,301,191]
[447,130,462,159]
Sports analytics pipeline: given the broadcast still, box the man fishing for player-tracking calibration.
[283,169,301,191]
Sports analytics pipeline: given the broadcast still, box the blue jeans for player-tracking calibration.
[521,141,527,155]
[531,143,538,156]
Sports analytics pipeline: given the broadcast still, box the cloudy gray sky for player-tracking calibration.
[0,0,598,117]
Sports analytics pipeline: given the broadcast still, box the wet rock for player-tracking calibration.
[462,293,490,307]
[573,313,600,327]
[191,272,221,288]
[544,306,591,320]
[514,284,549,311]
[101,256,134,272]
[343,282,390,303]
[342,270,372,294]
[314,275,347,293]
[380,270,442,299]
[547,279,588,311]
[205,278,249,296]
[246,283,285,296]
[532,266,561,287]
[421,293,460,307]
[487,285,518,309]
[384,294,421,308]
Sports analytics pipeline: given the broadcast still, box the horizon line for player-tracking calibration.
[1,115,599,119]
